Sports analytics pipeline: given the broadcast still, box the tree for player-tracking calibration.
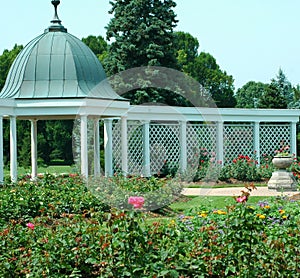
[105,0,178,75]
[104,0,190,106]
[82,35,108,64]
[173,31,199,72]
[259,83,287,109]
[185,52,236,107]
[235,81,268,108]
[289,84,300,108]
[271,68,294,106]
[0,44,23,91]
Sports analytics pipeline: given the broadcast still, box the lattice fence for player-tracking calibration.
[223,124,254,164]
[260,123,291,156]
[112,121,292,175]
[150,123,180,174]
[186,123,217,163]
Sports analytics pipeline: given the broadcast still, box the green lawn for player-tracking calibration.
[170,195,272,213]
[4,165,76,176]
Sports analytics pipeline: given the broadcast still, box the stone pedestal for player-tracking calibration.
[268,170,297,191]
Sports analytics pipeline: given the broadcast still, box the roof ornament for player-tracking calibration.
[45,0,67,33]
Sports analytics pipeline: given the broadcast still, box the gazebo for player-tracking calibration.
[0,0,129,183]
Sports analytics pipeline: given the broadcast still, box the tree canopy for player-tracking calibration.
[235,81,268,108]
[0,44,23,91]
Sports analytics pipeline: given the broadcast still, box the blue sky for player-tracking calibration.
[1,0,300,90]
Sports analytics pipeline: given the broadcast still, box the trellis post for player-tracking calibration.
[0,116,3,184]
[253,121,260,165]
[80,115,88,178]
[142,120,151,177]
[104,119,113,177]
[216,121,224,165]
[31,119,38,180]
[121,116,128,176]
[93,118,101,177]
[290,121,297,156]
[10,116,17,182]
[179,120,187,172]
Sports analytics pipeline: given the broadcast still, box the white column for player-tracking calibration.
[142,121,151,177]
[0,116,3,184]
[121,116,128,176]
[104,119,113,177]
[291,121,297,156]
[253,121,260,165]
[80,115,88,179]
[93,118,101,177]
[31,119,38,179]
[216,121,224,165]
[10,116,17,182]
[179,120,187,173]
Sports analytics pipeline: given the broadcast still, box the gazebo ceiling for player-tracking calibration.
[0,0,123,101]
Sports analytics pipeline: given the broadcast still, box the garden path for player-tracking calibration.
[182,186,298,197]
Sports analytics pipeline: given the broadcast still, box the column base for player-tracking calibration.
[268,170,297,191]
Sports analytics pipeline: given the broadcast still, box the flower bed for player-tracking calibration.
[0,176,300,277]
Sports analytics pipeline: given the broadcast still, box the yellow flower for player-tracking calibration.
[217,210,227,215]
[264,205,270,209]
[200,213,207,218]
[259,215,266,219]
[282,215,288,219]
[169,220,176,225]
[279,209,285,214]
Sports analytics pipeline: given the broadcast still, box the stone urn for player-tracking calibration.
[272,156,294,169]
[268,155,297,191]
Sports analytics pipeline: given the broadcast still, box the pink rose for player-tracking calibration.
[236,196,247,203]
[128,196,145,209]
[26,222,35,230]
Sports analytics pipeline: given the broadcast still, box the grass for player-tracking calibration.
[170,195,273,213]
[184,182,268,188]
[4,165,76,176]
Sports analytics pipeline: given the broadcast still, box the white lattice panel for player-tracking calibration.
[127,123,143,174]
[149,123,180,174]
[223,124,254,164]
[112,121,122,172]
[186,123,217,162]
[260,124,291,157]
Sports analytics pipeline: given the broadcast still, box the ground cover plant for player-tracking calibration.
[1,174,300,277]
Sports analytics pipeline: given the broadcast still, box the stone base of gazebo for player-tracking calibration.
[268,170,297,191]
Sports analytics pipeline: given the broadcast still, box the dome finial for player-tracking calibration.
[51,0,61,25]
[45,0,67,33]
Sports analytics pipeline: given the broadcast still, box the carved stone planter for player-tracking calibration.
[271,156,293,169]
[268,156,297,191]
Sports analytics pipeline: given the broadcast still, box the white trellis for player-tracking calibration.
[109,106,300,176]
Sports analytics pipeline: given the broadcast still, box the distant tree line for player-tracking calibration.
[0,0,299,167]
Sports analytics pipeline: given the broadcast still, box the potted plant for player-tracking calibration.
[272,145,294,169]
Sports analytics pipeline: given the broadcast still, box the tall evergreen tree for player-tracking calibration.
[259,83,287,109]
[105,0,178,74]
[104,0,191,106]
[271,68,294,106]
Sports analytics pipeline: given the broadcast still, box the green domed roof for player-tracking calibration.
[0,1,122,100]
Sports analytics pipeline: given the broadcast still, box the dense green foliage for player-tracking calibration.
[0,44,23,91]
[235,81,268,108]
[1,176,300,277]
